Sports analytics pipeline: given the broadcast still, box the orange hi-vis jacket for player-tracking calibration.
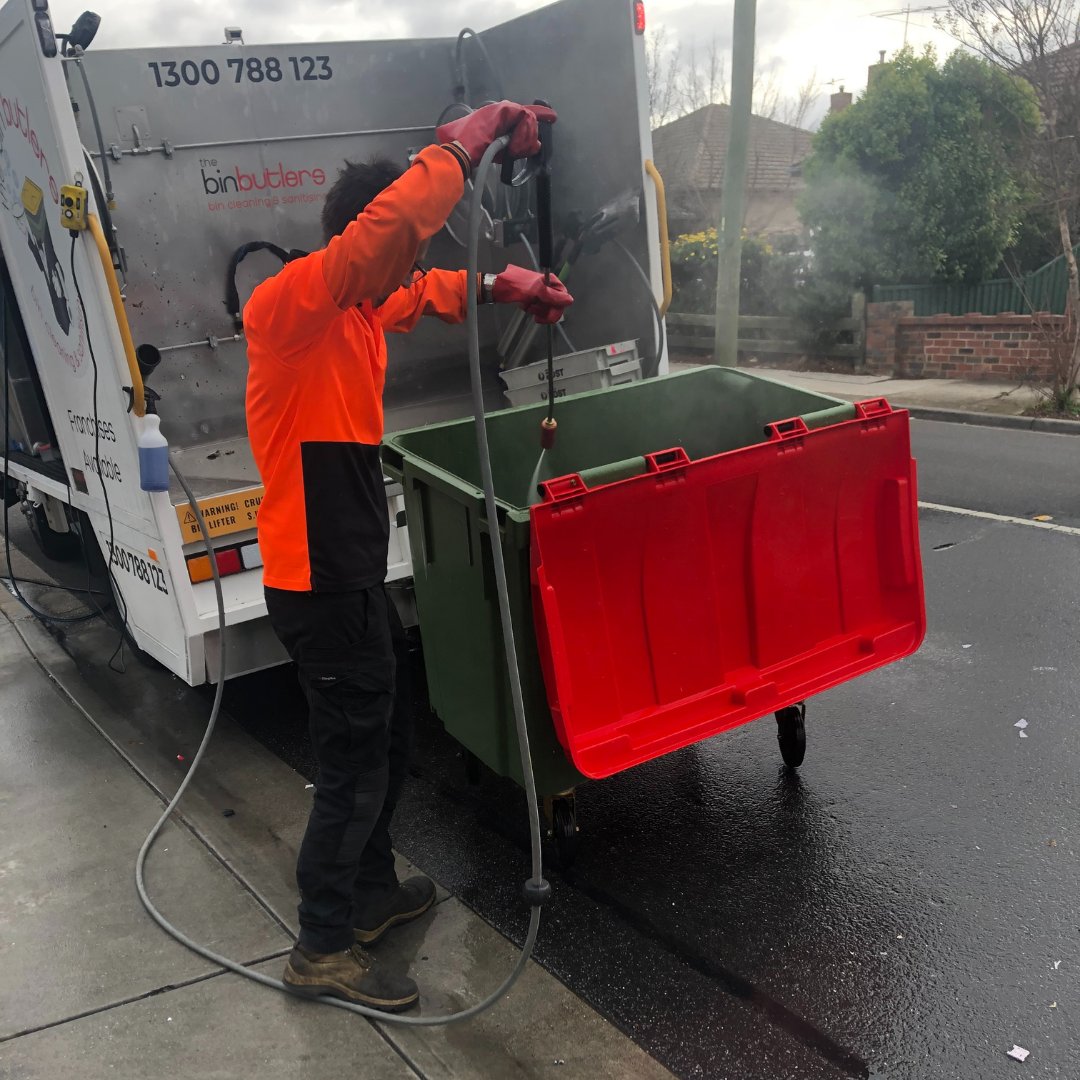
[245,145,469,592]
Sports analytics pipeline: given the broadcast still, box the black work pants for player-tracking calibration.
[265,584,412,954]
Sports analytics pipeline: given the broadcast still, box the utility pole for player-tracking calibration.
[713,0,755,366]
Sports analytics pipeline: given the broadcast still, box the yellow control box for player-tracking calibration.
[59,184,88,231]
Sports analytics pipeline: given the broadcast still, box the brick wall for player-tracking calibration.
[865,301,911,374]
[865,302,1064,380]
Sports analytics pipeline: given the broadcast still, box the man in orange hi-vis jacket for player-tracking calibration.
[244,102,572,1011]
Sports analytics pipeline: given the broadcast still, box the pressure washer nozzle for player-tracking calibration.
[540,418,557,450]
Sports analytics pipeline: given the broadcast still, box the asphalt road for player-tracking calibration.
[5,417,1079,1078]
[221,418,1080,1080]
[912,419,1080,526]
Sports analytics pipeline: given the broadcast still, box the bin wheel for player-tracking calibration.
[776,703,806,768]
[550,796,579,868]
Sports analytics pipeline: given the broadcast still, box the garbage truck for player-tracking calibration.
[2,0,925,851]
[0,0,667,682]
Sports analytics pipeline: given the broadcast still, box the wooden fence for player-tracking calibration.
[666,299,865,364]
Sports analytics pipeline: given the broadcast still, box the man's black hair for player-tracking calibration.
[321,157,405,243]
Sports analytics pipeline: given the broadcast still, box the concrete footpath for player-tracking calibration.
[674,361,1080,434]
[0,580,672,1079]
[672,358,1070,423]
[777,368,1080,436]
[756,366,1041,415]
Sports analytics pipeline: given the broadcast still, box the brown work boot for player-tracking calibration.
[282,943,419,1012]
[354,875,437,945]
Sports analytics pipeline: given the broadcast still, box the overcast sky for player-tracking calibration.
[53,0,962,122]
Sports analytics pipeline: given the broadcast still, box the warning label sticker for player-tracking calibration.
[175,486,264,543]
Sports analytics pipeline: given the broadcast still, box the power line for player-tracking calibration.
[872,4,950,45]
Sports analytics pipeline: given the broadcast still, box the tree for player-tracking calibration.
[645,31,819,129]
[682,37,728,113]
[645,27,683,127]
[940,0,1080,405]
[799,48,1040,293]
[779,73,822,131]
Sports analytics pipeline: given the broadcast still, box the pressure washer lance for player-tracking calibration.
[135,132,549,1025]
[503,100,558,452]
[534,103,558,452]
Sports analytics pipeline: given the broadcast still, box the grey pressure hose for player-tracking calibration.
[465,137,550,900]
[134,134,546,1024]
[612,239,665,378]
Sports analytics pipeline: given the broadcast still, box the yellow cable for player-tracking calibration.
[644,159,672,316]
[86,213,145,417]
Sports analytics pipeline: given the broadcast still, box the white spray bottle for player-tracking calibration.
[138,400,170,492]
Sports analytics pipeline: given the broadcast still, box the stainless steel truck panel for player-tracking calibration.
[1,0,664,684]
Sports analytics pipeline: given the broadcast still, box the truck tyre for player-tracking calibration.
[26,501,81,562]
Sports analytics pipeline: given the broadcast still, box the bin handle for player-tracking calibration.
[645,447,690,472]
[765,417,810,441]
[538,474,587,503]
[533,561,573,737]
[854,397,894,419]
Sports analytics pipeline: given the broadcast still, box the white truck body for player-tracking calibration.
[0,0,665,683]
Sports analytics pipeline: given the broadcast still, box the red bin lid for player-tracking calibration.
[529,401,926,779]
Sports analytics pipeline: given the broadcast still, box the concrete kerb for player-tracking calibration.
[904,404,1080,435]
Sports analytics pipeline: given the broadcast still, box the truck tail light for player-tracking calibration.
[633,1,646,34]
[215,548,242,575]
[186,543,257,583]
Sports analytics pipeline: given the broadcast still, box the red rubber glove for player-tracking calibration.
[436,101,558,170]
[492,265,573,325]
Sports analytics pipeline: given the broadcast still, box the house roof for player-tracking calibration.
[1019,39,1080,100]
[651,104,815,193]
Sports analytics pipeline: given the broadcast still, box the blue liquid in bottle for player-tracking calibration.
[138,413,170,492]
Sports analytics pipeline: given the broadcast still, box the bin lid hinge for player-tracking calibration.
[538,473,588,505]
[645,447,691,473]
[765,417,810,441]
[855,397,894,419]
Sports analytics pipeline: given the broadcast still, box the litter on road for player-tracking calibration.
[1015,719,1028,729]
[1007,1045,1030,1062]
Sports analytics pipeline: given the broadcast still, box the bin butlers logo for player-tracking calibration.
[0,93,60,205]
[200,159,327,196]
[0,89,85,376]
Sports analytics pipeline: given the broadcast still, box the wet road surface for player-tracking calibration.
[911,419,1080,526]
[6,418,1079,1077]
[220,419,1080,1079]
